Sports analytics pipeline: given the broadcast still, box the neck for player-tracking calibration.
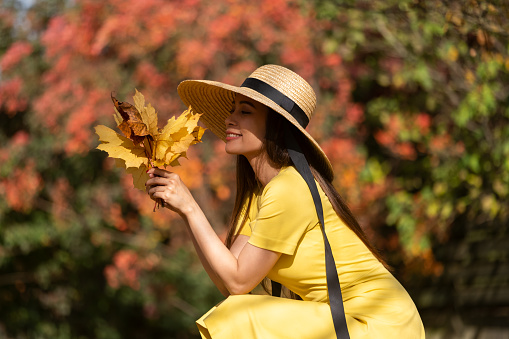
[247,152,280,187]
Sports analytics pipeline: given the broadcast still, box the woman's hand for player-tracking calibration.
[145,168,197,217]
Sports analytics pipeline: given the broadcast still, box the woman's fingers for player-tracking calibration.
[144,169,194,216]
[146,178,172,197]
[146,169,180,187]
[148,185,177,199]
[147,167,177,179]
[146,176,170,187]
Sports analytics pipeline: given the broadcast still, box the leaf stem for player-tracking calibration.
[143,137,153,159]
[142,136,162,212]
[147,157,162,212]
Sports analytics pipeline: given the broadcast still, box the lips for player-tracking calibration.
[225,131,242,141]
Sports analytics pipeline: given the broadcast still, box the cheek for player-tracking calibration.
[244,131,264,147]
[254,119,267,141]
[253,128,265,142]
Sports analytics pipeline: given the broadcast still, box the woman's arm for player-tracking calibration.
[146,168,281,295]
[186,227,230,296]
[181,204,280,294]
[190,234,250,296]
[230,235,249,259]
[146,169,230,295]
[188,233,250,297]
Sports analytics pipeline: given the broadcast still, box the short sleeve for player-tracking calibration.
[248,167,318,255]
[234,196,256,237]
[237,217,252,237]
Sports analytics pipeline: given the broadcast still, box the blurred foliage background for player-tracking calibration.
[0,0,508,338]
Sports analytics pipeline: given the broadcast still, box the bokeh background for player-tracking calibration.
[1,0,508,338]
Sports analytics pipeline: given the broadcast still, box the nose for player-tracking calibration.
[225,111,236,127]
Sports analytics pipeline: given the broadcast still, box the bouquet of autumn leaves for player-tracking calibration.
[95,90,205,201]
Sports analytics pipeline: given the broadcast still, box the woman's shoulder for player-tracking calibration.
[260,166,313,205]
[263,166,305,192]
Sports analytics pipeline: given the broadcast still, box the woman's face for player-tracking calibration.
[224,94,268,161]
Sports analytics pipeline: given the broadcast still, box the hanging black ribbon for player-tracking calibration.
[276,124,350,339]
[241,76,350,338]
[271,280,282,298]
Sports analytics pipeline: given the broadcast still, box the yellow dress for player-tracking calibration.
[197,166,425,339]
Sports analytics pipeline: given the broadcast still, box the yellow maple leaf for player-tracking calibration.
[172,133,196,154]
[95,125,147,168]
[115,159,149,191]
[133,89,145,114]
[144,103,159,136]
[157,153,181,168]
[113,107,123,126]
[126,166,150,191]
[154,116,176,162]
[192,126,206,143]
[134,89,159,136]
[171,112,205,153]
[153,107,205,164]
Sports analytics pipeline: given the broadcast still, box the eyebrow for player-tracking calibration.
[239,100,256,108]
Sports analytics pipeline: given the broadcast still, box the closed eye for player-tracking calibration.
[229,100,255,114]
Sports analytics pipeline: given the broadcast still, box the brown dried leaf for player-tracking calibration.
[111,93,149,145]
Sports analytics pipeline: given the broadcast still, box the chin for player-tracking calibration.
[225,145,240,155]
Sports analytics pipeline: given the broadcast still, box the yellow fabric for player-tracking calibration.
[198,166,425,338]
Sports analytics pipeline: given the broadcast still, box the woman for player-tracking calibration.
[145,65,425,338]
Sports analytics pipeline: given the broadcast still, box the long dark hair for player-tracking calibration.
[225,109,387,295]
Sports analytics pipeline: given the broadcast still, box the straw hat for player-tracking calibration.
[177,64,334,180]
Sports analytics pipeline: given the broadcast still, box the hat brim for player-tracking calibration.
[177,79,334,180]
